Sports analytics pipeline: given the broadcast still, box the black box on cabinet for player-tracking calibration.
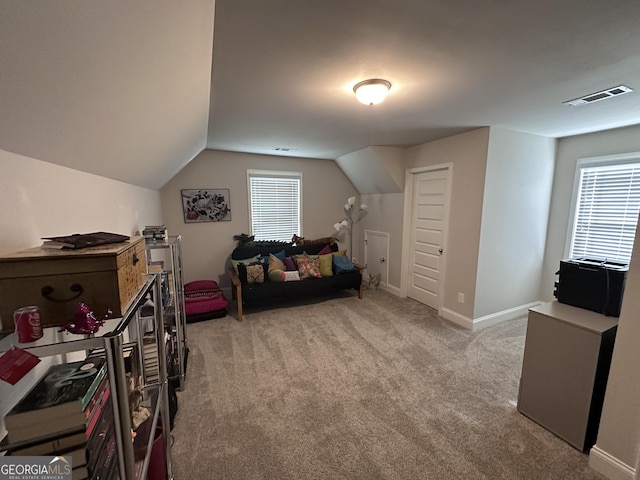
[555,259,628,317]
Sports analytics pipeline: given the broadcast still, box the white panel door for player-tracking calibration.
[407,169,449,309]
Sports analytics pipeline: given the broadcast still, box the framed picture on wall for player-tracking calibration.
[181,189,231,223]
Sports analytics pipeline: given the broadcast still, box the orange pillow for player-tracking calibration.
[296,257,322,279]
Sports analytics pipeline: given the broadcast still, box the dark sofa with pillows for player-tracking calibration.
[228,242,363,320]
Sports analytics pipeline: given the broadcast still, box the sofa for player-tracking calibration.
[228,242,363,320]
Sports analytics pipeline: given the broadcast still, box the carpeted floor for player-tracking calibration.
[170,290,605,480]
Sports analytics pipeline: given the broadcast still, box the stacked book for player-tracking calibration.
[143,334,160,384]
[142,225,168,241]
[4,358,117,480]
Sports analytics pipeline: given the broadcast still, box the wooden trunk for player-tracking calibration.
[0,237,147,333]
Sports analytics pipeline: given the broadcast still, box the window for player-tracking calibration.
[568,156,640,264]
[248,170,301,242]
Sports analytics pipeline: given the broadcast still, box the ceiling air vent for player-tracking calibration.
[563,85,633,106]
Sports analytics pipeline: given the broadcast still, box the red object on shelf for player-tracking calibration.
[0,347,41,385]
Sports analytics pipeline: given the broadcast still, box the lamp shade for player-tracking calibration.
[353,79,391,105]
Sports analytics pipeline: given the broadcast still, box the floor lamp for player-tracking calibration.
[333,196,368,260]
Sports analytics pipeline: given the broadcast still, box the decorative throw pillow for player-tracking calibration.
[318,244,333,255]
[246,263,265,284]
[318,253,334,277]
[272,249,286,261]
[283,271,301,282]
[332,249,347,257]
[297,257,322,279]
[237,261,266,284]
[231,254,260,275]
[284,256,297,271]
[269,269,285,282]
[268,253,285,273]
[333,255,357,274]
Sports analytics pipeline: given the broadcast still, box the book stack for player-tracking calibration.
[4,358,117,480]
[142,225,168,241]
[143,334,160,384]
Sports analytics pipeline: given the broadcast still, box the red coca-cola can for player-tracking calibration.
[13,306,43,343]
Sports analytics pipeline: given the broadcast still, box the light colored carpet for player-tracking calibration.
[170,290,605,480]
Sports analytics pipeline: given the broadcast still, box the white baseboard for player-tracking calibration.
[379,283,401,296]
[471,301,541,331]
[440,301,540,331]
[440,308,474,329]
[589,445,635,480]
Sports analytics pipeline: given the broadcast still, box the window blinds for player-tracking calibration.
[249,174,301,242]
[570,162,640,264]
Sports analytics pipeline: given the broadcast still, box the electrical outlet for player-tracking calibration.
[458,292,465,303]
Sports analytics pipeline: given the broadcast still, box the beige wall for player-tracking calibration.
[405,128,490,319]
[539,124,640,477]
[541,124,640,302]
[159,150,358,286]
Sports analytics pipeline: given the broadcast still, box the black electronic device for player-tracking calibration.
[554,258,628,317]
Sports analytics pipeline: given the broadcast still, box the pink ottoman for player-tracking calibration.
[184,280,228,323]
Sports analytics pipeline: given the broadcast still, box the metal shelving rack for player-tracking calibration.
[0,274,173,480]
[145,235,188,390]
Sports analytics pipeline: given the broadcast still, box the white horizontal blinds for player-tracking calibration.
[249,173,301,242]
[570,162,640,264]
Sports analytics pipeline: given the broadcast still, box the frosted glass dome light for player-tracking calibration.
[353,79,392,106]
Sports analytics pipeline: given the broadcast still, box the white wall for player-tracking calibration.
[0,149,163,328]
[474,128,555,318]
[159,150,358,286]
[405,128,490,319]
[0,149,162,255]
[359,193,405,291]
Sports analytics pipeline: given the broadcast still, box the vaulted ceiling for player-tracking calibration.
[2,0,640,190]
[207,0,640,159]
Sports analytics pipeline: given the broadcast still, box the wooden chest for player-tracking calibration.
[0,237,147,333]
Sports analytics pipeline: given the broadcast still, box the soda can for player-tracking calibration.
[13,306,43,343]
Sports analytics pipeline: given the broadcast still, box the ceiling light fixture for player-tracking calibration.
[353,79,392,106]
